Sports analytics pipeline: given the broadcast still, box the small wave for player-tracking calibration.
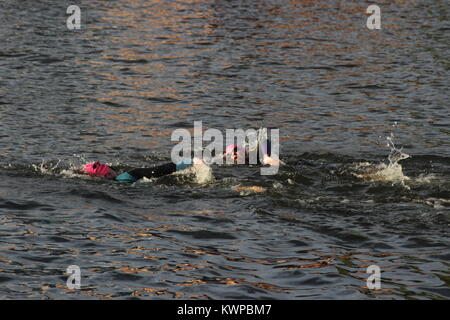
[107,58,148,64]
[414,198,450,209]
[145,97,180,103]
[0,200,47,210]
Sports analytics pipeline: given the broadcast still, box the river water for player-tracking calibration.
[0,0,449,299]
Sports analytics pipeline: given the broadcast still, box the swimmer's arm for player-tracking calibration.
[262,154,282,166]
[115,172,138,182]
[115,162,182,182]
[259,140,283,166]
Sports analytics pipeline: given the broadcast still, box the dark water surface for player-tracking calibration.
[0,0,449,299]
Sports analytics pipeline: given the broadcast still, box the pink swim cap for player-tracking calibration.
[225,144,241,155]
[225,145,247,163]
[83,161,116,179]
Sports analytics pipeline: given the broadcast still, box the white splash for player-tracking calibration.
[31,156,93,179]
[162,158,215,185]
[32,159,62,175]
[353,125,411,188]
[188,158,214,184]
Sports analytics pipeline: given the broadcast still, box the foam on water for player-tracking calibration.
[231,185,267,195]
[353,161,410,185]
[414,173,437,184]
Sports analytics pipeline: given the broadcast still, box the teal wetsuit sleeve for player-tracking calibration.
[114,172,138,182]
[175,159,193,171]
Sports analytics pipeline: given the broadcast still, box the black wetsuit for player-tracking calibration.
[114,161,192,182]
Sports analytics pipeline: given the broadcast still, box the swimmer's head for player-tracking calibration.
[224,144,246,162]
[83,161,117,179]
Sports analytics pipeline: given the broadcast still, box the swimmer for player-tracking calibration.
[223,139,281,193]
[81,130,280,182]
[223,138,282,167]
[82,158,204,182]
